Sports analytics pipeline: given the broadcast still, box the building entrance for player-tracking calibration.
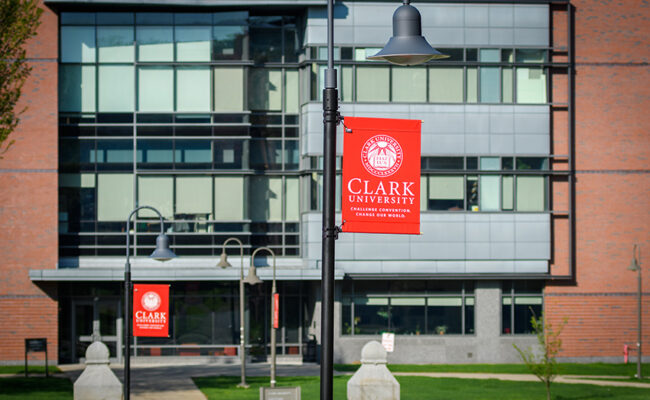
[72,298,121,363]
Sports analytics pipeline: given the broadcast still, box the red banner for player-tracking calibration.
[133,284,170,337]
[342,116,421,235]
[273,293,279,329]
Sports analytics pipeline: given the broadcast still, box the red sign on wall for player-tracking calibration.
[342,116,421,235]
[273,293,280,329]
[133,284,170,337]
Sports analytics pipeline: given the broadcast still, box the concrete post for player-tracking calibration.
[74,341,122,400]
[347,341,400,400]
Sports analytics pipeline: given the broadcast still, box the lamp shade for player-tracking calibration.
[368,1,448,66]
[217,251,232,268]
[243,266,263,285]
[149,233,176,262]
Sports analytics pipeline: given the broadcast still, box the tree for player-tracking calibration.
[513,313,567,400]
[0,0,42,158]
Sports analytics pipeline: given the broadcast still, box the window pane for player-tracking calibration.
[250,176,282,221]
[480,157,500,170]
[176,140,212,165]
[516,68,547,103]
[175,26,211,62]
[98,65,134,112]
[502,68,513,103]
[479,175,500,211]
[354,299,389,335]
[213,25,247,60]
[250,140,282,170]
[285,177,299,221]
[480,67,500,103]
[176,67,211,112]
[97,174,133,221]
[138,176,173,218]
[138,139,173,164]
[176,176,212,215]
[249,16,282,63]
[59,65,96,112]
[514,301,542,334]
[61,26,96,63]
[214,67,244,112]
[502,176,514,211]
[516,176,545,211]
[390,302,425,335]
[136,26,173,62]
[467,68,477,103]
[97,140,133,164]
[214,176,244,220]
[285,140,299,170]
[467,176,478,211]
[97,26,134,63]
[428,176,464,211]
[392,67,426,102]
[517,157,548,170]
[249,69,282,111]
[285,69,299,113]
[341,66,353,102]
[429,67,463,103]
[138,67,173,112]
[479,49,500,62]
[427,298,463,334]
[502,303,512,334]
[356,66,389,102]
[214,139,243,169]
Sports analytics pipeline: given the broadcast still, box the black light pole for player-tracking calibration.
[124,206,176,400]
[628,244,643,379]
[319,1,447,399]
[218,238,263,389]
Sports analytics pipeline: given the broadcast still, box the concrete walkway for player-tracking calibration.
[54,363,650,399]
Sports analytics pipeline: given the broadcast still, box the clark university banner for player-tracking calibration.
[342,116,421,235]
[133,284,170,337]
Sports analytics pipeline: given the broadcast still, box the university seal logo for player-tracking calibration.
[361,135,403,177]
[141,291,161,311]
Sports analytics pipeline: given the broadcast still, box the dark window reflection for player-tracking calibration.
[250,140,282,170]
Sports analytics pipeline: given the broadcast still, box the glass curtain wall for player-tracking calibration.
[307,47,548,104]
[58,11,302,257]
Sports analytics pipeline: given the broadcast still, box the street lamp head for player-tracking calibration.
[367,0,448,66]
[149,233,176,262]
[217,251,232,268]
[243,265,263,285]
[628,244,640,271]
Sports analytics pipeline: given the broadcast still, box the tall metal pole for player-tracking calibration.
[635,246,643,380]
[124,206,168,400]
[250,247,277,388]
[321,0,338,398]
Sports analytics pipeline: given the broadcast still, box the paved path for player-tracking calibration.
[55,363,650,399]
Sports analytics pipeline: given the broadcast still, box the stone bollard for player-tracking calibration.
[74,341,122,400]
[347,341,400,400]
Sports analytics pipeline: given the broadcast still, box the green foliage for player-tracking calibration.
[0,0,42,158]
[513,314,567,400]
[193,375,650,400]
[0,377,73,400]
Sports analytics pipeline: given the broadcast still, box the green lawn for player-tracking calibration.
[335,362,650,377]
[0,378,72,400]
[0,366,61,375]
[194,375,650,400]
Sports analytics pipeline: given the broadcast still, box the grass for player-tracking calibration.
[0,378,72,400]
[0,366,61,375]
[334,362,650,377]
[194,375,650,400]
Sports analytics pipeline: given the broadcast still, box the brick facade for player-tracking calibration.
[546,0,650,360]
[0,1,58,364]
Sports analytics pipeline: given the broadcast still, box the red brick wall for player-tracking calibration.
[546,1,650,360]
[0,1,58,363]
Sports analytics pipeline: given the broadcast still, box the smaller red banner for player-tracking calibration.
[133,284,170,337]
[273,293,280,329]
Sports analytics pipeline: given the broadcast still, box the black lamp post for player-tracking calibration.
[320,1,447,399]
[627,244,643,379]
[217,238,263,389]
[124,206,176,400]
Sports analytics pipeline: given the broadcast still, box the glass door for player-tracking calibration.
[73,298,121,363]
